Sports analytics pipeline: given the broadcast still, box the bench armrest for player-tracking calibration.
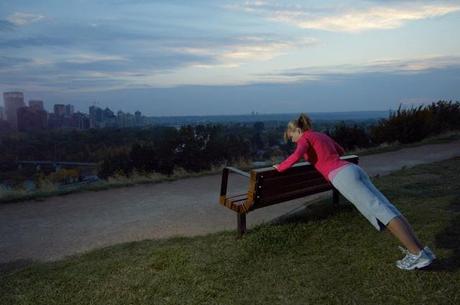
[220,166,250,198]
[225,166,250,178]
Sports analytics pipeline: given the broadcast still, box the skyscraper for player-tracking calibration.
[135,110,143,126]
[69,112,90,130]
[29,100,44,111]
[3,91,25,130]
[65,104,74,116]
[89,105,103,128]
[0,106,4,121]
[17,106,48,132]
[54,104,66,117]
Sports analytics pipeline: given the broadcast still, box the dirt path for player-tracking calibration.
[1,140,460,268]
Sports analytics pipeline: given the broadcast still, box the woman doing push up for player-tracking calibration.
[273,113,436,270]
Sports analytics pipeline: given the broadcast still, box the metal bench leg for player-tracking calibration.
[237,213,247,237]
[332,188,340,205]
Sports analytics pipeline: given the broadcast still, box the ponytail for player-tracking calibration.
[297,113,312,131]
[284,113,313,142]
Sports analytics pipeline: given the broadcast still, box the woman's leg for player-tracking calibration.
[332,164,424,251]
[355,168,425,254]
[386,215,424,254]
[331,164,400,231]
[331,164,435,269]
[357,169,425,254]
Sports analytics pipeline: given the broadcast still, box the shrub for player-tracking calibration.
[369,101,460,145]
[327,122,372,150]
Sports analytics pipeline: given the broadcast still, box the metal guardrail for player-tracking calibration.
[17,161,97,166]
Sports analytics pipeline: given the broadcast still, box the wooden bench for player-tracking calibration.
[219,155,359,236]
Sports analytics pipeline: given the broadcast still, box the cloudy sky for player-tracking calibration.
[1,0,459,115]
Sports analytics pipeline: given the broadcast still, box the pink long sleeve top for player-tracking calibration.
[276,130,349,181]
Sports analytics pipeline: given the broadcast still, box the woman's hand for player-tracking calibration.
[272,164,279,171]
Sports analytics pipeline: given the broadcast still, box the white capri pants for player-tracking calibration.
[331,164,402,231]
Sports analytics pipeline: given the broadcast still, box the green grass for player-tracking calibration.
[1,157,460,304]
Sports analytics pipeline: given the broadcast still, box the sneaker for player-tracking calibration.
[396,246,436,270]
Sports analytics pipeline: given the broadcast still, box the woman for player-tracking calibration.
[273,113,435,270]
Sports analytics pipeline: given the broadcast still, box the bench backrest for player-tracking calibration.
[248,155,359,211]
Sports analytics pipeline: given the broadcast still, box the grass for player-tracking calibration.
[1,157,460,304]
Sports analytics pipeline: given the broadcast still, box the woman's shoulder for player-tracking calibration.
[303,130,322,139]
[304,130,334,143]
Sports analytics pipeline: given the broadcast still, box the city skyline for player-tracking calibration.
[1,91,143,116]
[1,0,460,115]
[1,90,146,131]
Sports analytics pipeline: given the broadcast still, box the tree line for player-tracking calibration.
[1,100,458,183]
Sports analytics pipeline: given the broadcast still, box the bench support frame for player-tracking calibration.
[237,213,247,237]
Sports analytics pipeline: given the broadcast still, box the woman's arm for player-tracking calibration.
[275,137,309,172]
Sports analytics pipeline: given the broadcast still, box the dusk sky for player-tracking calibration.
[1,0,460,116]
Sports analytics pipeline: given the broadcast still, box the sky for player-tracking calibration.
[1,0,460,116]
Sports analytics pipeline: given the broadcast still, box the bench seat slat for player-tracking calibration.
[262,170,322,184]
[260,177,329,198]
[253,184,332,209]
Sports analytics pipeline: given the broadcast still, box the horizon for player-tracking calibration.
[1,1,460,115]
[0,93,395,118]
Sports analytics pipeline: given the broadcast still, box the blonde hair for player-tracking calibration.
[284,113,313,142]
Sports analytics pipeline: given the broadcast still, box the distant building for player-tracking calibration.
[126,113,136,127]
[3,91,25,130]
[89,106,103,128]
[0,120,10,133]
[54,104,66,117]
[117,111,125,127]
[135,110,143,126]
[103,107,117,127]
[48,113,60,129]
[117,111,137,128]
[0,105,4,120]
[29,100,44,111]
[70,112,90,129]
[103,107,115,119]
[65,104,74,116]
[89,105,119,128]
[17,106,48,132]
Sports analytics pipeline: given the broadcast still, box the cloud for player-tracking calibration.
[6,12,45,26]
[0,35,307,91]
[285,5,460,32]
[0,56,32,69]
[175,36,317,68]
[220,36,316,62]
[0,20,15,31]
[0,36,71,48]
[262,55,460,82]
[228,1,460,32]
[365,56,460,73]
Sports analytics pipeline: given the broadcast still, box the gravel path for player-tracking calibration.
[1,140,460,269]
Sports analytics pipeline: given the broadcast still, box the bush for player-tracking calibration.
[98,151,133,179]
[370,101,460,145]
[48,168,80,184]
[327,122,372,150]
[428,100,460,133]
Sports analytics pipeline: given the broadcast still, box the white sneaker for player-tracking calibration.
[396,246,436,270]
